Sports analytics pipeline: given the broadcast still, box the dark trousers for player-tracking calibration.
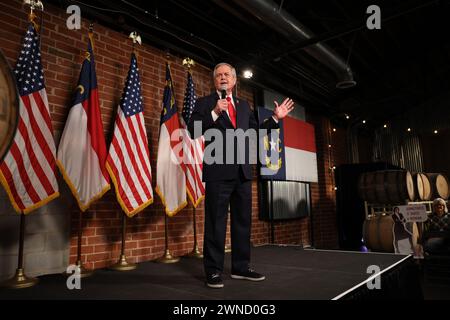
[203,172,252,275]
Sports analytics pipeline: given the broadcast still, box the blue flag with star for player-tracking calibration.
[182,71,197,125]
[160,63,178,124]
[14,24,45,96]
[120,53,144,117]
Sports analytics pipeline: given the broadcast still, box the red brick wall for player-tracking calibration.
[307,115,348,249]
[0,0,345,270]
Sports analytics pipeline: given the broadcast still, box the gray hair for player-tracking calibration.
[213,63,237,79]
[433,198,448,213]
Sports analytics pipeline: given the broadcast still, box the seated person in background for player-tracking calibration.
[422,198,450,255]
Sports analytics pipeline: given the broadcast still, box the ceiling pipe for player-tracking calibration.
[231,0,356,89]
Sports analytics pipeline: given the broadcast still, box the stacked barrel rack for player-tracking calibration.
[358,170,449,253]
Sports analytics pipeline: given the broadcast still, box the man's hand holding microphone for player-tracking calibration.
[213,85,229,116]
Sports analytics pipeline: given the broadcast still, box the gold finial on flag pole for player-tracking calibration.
[24,0,44,31]
[87,23,95,54]
[182,58,195,70]
[129,31,142,45]
[129,31,142,53]
[24,0,44,12]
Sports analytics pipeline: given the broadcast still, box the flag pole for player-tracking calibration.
[108,31,144,272]
[182,58,203,259]
[109,213,136,271]
[156,214,180,263]
[74,210,93,278]
[1,214,39,288]
[1,0,45,290]
[26,0,44,32]
[187,206,203,258]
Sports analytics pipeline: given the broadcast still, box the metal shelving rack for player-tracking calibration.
[364,200,435,219]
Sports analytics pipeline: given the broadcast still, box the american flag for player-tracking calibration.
[0,24,59,214]
[106,53,153,217]
[181,71,204,208]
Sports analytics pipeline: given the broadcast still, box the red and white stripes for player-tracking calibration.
[0,89,59,213]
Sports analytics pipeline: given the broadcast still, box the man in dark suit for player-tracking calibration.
[188,63,294,288]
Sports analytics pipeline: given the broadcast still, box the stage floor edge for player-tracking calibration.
[0,244,420,300]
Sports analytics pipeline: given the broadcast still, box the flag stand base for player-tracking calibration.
[70,211,93,279]
[156,215,180,263]
[1,268,39,289]
[76,261,94,278]
[186,246,203,259]
[1,214,39,289]
[62,261,93,278]
[109,214,136,271]
[156,249,180,264]
[109,255,136,271]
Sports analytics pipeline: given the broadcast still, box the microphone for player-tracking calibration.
[220,84,227,99]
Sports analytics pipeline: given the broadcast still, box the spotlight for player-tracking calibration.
[243,70,253,79]
[362,120,366,124]
[332,128,336,132]
[434,130,438,134]
[383,124,387,128]
[345,114,350,120]
[407,128,411,132]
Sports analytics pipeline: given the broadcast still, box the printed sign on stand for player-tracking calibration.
[392,205,425,258]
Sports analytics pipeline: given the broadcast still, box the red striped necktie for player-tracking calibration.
[226,97,236,128]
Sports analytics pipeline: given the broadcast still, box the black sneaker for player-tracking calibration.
[231,269,265,281]
[206,273,224,288]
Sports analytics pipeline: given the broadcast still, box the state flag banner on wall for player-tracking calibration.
[258,107,318,183]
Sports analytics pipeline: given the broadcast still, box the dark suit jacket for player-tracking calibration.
[187,92,279,182]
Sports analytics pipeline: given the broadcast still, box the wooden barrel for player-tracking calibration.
[363,215,394,252]
[416,173,432,201]
[411,172,419,201]
[0,50,19,162]
[426,173,450,200]
[358,170,415,204]
[363,215,420,253]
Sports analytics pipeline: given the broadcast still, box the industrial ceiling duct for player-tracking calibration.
[232,0,356,89]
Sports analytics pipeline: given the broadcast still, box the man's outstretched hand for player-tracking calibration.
[273,98,294,121]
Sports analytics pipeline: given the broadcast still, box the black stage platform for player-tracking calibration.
[0,245,422,300]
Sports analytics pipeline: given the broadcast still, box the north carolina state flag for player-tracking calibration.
[57,33,110,211]
[259,107,318,183]
[155,63,187,217]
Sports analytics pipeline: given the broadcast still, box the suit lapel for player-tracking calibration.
[234,97,244,129]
